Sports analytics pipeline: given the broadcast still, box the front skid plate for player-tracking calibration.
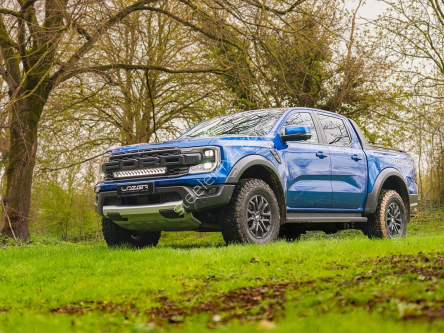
[103,201,202,232]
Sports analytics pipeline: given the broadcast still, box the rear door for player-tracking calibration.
[280,111,332,209]
[315,113,367,209]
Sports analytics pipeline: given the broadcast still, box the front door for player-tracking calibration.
[280,112,332,209]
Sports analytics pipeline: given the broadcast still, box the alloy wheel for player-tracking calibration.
[385,202,403,237]
[246,194,272,239]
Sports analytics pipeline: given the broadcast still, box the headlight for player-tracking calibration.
[180,146,221,174]
[97,152,111,181]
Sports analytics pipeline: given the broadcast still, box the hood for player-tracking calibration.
[108,137,215,154]
[108,135,274,155]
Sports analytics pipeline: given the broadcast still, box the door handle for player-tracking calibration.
[316,151,328,158]
[351,154,363,161]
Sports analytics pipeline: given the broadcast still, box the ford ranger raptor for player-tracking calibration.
[94,108,419,247]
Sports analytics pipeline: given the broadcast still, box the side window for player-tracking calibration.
[283,112,318,143]
[318,114,351,146]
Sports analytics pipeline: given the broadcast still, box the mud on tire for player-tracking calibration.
[360,189,407,239]
[102,217,161,248]
[219,178,280,245]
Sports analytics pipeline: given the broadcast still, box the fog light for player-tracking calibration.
[201,187,218,196]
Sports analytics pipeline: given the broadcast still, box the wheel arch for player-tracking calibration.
[226,155,286,224]
[364,168,410,217]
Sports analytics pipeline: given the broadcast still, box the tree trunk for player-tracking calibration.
[0,95,45,241]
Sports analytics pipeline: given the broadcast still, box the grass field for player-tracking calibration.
[1,206,444,333]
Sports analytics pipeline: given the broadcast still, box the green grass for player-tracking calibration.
[1,206,444,333]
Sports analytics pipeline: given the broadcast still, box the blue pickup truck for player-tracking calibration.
[94,108,418,247]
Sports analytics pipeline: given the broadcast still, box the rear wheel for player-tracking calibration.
[102,217,161,248]
[361,189,407,239]
[220,179,280,244]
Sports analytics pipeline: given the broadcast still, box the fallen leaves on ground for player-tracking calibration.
[50,252,444,326]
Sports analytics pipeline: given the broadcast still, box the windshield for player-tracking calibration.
[180,110,284,138]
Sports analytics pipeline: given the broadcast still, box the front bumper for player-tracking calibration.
[102,201,202,231]
[95,184,235,231]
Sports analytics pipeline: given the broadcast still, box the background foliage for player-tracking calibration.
[0,0,443,241]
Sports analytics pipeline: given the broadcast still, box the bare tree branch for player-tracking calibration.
[0,64,18,91]
[51,0,159,83]
[59,63,228,83]
[0,8,23,19]
[242,0,308,15]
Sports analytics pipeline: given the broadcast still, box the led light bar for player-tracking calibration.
[113,167,167,179]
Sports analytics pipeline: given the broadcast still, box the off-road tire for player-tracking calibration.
[220,178,280,244]
[361,189,407,239]
[102,217,161,248]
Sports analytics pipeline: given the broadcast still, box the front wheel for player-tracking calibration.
[220,179,280,244]
[361,189,407,239]
[102,218,161,248]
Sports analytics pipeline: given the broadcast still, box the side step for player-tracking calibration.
[286,212,367,223]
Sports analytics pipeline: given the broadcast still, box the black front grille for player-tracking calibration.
[103,192,182,206]
[110,147,180,162]
[168,166,190,176]
[103,147,199,181]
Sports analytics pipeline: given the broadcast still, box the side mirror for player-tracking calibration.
[281,125,312,142]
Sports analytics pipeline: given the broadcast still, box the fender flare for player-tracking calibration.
[225,155,286,224]
[364,168,409,214]
[225,155,283,188]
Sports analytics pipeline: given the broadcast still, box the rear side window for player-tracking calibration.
[283,112,318,143]
[318,114,351,146]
